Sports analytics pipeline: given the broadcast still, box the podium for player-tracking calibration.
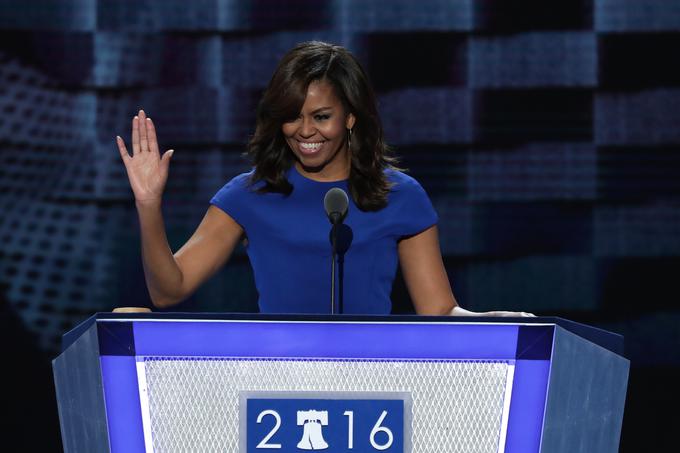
[53,314,629,452]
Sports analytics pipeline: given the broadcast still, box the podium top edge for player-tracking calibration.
[95,312,555,323]
[61,313,625,357]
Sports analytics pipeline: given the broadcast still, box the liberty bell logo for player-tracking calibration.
[296,410,329,450]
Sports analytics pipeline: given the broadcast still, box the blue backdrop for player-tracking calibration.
[1,0,679,450]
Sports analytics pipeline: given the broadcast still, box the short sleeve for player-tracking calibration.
[388,171,438,238]
[209,172,253,228]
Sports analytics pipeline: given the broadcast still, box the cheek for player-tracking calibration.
[319,121,346,140]
[281,124,295,138]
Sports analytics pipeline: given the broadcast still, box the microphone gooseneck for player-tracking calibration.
[324,188,349,315]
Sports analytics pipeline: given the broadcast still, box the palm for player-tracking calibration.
[125,148,166,200]
[116,110,173,204]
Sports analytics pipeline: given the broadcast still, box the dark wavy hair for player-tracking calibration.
[247,41,397,211]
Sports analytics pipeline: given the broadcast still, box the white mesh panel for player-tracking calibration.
[141,358,511,453]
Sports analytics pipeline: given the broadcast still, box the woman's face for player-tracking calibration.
[282,80,356,181]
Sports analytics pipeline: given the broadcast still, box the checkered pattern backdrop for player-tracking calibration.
[1,1,679,450]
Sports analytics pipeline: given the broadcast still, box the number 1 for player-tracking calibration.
[343,410,354,449]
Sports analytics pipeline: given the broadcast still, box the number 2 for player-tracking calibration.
[256,410,282,449]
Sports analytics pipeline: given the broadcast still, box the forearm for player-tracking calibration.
[136,201,185,307]
[413,293,456,315]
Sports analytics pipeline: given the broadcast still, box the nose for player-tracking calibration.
[299,117,316,138]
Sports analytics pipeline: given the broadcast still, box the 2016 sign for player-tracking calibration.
[244,397,406,452]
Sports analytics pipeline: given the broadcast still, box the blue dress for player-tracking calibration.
[210,166,437,314]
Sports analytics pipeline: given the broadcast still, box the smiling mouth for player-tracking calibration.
[297,141,324,155]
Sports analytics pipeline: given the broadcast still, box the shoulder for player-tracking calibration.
[382,168,438,233]
[385,168,426,193]
[385,167,434,210]
[223,170,255,190]
[210,170,260,205]
[210,170,264,226]
[214,170,266,195]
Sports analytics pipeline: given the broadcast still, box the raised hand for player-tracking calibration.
[116,109,174,205]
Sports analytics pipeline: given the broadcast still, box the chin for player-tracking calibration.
[297,157,327,172]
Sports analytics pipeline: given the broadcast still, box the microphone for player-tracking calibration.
[323,188,349,315]
[324,188,349,225]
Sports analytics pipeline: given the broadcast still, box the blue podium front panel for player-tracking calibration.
[54,315,627,453]
[89,317,552,453]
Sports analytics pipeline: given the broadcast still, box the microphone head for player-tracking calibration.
[324,187,349,225]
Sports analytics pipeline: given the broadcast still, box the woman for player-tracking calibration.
[116,41,531,317]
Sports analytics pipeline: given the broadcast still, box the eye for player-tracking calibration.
[314,114,331,121]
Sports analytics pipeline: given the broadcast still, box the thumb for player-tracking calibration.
[161,149,174,169]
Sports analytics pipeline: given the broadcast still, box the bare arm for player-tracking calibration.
[398,226,457,315]
[117,110,243,308]
[398,225,534,317]
[137,204,243,308]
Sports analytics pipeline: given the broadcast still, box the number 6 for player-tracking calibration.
[370,410,393,450]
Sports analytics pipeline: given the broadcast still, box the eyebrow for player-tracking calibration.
[310,106,333,114]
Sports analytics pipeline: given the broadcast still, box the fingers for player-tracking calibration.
[131,115,140,155]
[112,307,152,313]
[138,109,149,153]
[128,109,162,158]
[510,311,536,318]
[116,136,130,162]
[146,116,160,155]
[488,310,536,318]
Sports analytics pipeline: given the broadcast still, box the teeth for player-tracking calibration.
[300,142,322,150]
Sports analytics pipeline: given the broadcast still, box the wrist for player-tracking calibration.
[135,198,163,210]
